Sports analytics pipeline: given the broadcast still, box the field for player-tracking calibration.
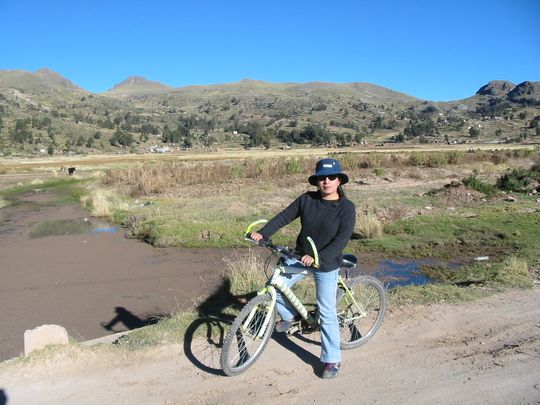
[0,144,539,403]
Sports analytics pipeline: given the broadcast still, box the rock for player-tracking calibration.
[24,324,69,355]
[505,196,517,202]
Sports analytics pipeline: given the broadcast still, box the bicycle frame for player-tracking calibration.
[243,261,365,339]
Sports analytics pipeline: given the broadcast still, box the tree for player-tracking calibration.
[86,136,94,148]
[11,119,33,144]
[110,129,134,147]
[469,127,480,138]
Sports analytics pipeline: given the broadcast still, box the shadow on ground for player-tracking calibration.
[100,306,165,332]
[183,277,322,376]
[183,277,255,375]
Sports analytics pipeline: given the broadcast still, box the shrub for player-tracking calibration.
[462,175,498,197]
[496,164,540,192]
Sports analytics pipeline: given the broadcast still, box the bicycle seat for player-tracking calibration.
[341,254,357,268]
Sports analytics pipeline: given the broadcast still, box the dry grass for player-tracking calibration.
[80,187,119,218]
[355,210,383,239]
[497,256,532,287]
[101,157,319,197]
[223,249,268,296]
[98,148,540,198]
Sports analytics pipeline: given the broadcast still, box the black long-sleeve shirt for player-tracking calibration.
[259,191,356,272]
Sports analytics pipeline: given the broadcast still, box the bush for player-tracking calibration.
[496,165,540,192]
[462,175,498,197]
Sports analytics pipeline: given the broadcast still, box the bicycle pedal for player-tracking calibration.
[286,322,301,335]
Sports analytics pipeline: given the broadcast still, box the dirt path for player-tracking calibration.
[1,287,539,404]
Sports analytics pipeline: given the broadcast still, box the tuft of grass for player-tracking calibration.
[81,187,118,218]
[223,249,268,296]
[494,256,532,287]
[355,210,383,239]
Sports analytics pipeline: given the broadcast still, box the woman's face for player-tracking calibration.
[317,175,341,199]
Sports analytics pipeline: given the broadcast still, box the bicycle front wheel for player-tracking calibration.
[220,292,276,376]
[336,275,387,350]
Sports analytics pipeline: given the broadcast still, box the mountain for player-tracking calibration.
[0,68,84,93]
[476,80,516,97]
[105,76,172,96]
[507,81,540,105]
[0,69,538,157]
[34,68,82,90]
[165,79,420,105]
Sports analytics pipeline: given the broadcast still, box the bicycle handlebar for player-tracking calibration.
[244,219,320,268]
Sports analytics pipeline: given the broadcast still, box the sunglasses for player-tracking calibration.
[316,174,339,182]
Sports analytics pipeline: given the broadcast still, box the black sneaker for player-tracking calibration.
[321,362,341,379]
[274,320,293,333]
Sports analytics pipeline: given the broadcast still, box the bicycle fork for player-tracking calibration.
[242,266,316,338]
[337,276,367,319]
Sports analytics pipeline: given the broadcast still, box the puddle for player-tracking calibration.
[357,259,462,289]
[91,226,118,234]
[29,219,120,238]
[29,219,92,238]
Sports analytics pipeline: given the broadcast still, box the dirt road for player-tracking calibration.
[1,287,539,404]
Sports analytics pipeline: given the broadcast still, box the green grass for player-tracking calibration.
[356,205,540,262]
[1,178,87,205]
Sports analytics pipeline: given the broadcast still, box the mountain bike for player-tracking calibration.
[220,220,387,376]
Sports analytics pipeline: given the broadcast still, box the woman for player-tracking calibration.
[250,157,356,379]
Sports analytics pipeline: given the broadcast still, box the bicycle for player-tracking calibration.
[220,219,388,376]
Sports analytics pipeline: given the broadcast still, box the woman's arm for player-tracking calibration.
[257,194,304,239]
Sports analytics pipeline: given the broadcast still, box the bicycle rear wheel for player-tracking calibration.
[336,275,387,350]
[220,292,276,376]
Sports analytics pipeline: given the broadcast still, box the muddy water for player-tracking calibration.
[0,190,230,361]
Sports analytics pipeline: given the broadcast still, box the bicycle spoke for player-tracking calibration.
[221,293,275,376]
[336,276,387,350]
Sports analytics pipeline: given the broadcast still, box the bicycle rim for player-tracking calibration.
[337,275,387,350]
[220,293,275,376]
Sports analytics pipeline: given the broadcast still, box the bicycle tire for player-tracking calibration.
[220,292,276,376]
[336,275,387,350]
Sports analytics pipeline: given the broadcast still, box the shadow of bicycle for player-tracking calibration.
[184,276,326,376]
[183,277,256,375]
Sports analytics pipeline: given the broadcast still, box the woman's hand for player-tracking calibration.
[249,232,264,242]
[301,255,315,267]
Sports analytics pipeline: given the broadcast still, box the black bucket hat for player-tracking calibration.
[308,158,349,186]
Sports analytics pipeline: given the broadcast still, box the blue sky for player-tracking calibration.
[0,0,538,101]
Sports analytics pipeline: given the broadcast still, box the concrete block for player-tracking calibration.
[24,324,69,355]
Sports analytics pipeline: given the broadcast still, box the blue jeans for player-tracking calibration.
[277,260,341,364]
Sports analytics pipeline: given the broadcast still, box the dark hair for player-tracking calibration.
[338,184,346,198]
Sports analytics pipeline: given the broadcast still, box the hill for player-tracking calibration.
[105,76,172,97]
[0,68,538,156]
